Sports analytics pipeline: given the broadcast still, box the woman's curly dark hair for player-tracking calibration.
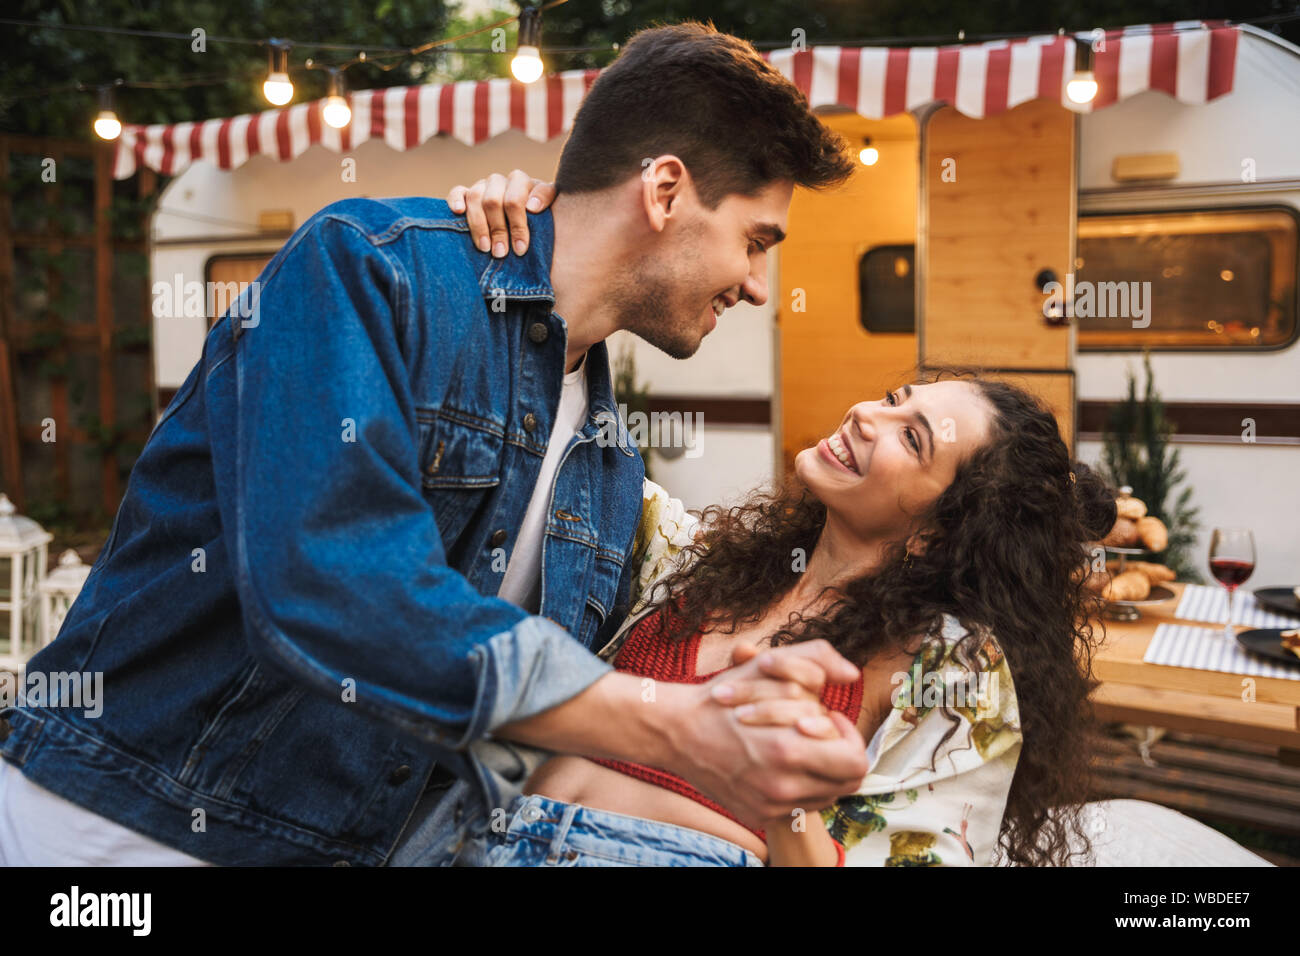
[637,368,1117,866]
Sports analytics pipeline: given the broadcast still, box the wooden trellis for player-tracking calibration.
[0,134,157,526]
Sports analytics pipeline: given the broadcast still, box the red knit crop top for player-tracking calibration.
[592,603,864,847]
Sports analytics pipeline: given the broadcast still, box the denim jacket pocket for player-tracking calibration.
[416,410,504,488]
[577,546,627,649]
[178,658,304,800]
[417,411,504,544]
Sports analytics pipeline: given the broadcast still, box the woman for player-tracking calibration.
[427,180,1117,868]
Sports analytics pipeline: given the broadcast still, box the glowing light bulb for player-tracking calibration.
[323,95,351,129]
[93,84,122,140]
[263,42,294,106]
[263,72,294,106]
[512,7,545,83]
[94,109,121,141]
[859,146,879,166]
[1067,72,1098,104]
[511,46,543,83]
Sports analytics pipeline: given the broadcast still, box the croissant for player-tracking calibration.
[1115,495,1148,521]
[1137,516,1168,552]
[1103,570,1151,602]
[1106,560,1175,585]
[1082,569,1110,595]
[1102,517,1140,548]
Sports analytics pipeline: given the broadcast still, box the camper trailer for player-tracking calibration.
[128,22,1299,582]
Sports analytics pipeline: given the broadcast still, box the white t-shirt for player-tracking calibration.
[0,755,211,865]
[496,350,590,614]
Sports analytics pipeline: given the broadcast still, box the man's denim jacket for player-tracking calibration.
[0,198,646,865]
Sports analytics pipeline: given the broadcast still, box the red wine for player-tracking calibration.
[1210,557,1254,589]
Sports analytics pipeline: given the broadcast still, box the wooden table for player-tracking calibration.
[1091,582,1300,752]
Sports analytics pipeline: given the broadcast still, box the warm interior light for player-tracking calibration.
[859,145,880,166]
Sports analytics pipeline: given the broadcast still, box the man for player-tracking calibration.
[0,22,863,866]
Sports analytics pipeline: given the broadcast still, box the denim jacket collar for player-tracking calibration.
[477,209,633,454]
[475,208,558,302]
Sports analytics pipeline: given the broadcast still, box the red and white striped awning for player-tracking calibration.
[113,21,1240,180]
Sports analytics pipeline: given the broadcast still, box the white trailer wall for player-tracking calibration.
[150,129,777,512]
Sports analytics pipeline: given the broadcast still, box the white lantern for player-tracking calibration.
[40,549,91,649]
[0,493,52,672]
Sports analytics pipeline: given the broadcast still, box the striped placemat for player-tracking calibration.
[1174,584,1300,628]
[1143,622,1300,681]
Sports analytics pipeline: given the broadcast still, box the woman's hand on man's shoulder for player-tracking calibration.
[446,170,556,258]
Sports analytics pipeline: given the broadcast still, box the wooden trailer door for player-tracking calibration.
[921,99,1077,452]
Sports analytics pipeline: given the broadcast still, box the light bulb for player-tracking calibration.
[323,95,351,129]
[1067,72,1098,104]
[94,109,122,141]
[263,72,294,106]
[859,146,879,166]
[511,46,544,84]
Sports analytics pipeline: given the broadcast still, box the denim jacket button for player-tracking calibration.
[388,764,412,785]
[523,412,538,432]
[490,529,507,547]
[332,859,351,867]
[527,322,549,344]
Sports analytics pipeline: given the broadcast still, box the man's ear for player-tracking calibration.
[639,155,690,234]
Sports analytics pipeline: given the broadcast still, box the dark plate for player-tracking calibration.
[1235,628,1300,667]
[1254,587,1300,617]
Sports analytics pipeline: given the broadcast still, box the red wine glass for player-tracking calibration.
[1208,528,1256,642]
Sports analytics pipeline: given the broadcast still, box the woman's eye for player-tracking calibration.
[884,391,897,406]
[906,430,921,454]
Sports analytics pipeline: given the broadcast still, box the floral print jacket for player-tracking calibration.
[598,479,1023,867]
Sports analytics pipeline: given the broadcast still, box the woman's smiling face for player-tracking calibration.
[793,380,995,544]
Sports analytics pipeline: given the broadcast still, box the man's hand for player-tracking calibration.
[493,639,868,828]
[447,170,555,258]
[661,681,868,827]
[708,638,856,710]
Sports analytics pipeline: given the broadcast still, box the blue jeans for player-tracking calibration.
[434,792,764,867]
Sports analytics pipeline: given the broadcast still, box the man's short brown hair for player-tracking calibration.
[555,22,854,207]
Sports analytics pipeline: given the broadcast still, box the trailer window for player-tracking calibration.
[1076,207,1298,350]
[858,245,915,334]
[205,254,273,329]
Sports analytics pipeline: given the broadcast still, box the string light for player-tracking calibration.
[263,39,294,106]
[1067,35,1099,104]
[92,84,122,140]
[321,69,351,129]
[858,137,879,166]
[7,9,1296,126]
[511,6,544,84]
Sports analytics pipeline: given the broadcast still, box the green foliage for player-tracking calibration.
[0,0,457,139]
[611,341,654,482]
[1099,350,1203,583]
